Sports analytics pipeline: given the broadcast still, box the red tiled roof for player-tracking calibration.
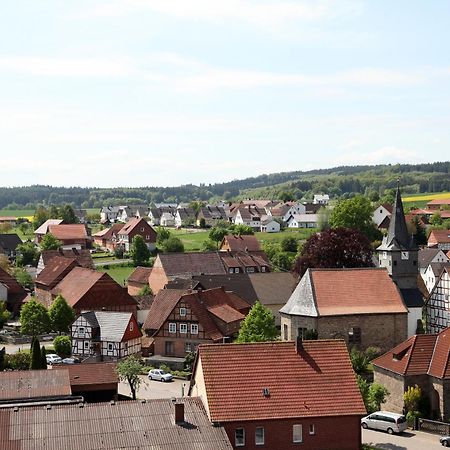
[35,256,78,288]
[0,267,27,296]
[41,248,94,269]
[428,230,450,246]
[143,289,186,331]
[158,252,227,276]
[118,217,155,236]
[34,219,63,235]
[48,224,89,240]
[92,223,124,238]
[53,362,118,387]
[128,266,152,284]
[221,235,261,252]
[196,340,366,422]
[311,268,407,315]
[207,304,244,323]
[427,198,450,206]
[428,329,450,378]
[372,334,438,376]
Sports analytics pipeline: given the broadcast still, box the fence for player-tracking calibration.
[418,418,450,435]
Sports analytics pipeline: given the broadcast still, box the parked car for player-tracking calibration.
[62,357,80,364]
[361,411,407,434]
[440,436,450,446]
[148,369,173,382]
[46,354,62,365]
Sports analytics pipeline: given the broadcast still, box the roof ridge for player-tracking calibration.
[403,335,417,374]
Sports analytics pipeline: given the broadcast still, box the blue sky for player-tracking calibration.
[0,1,448,187]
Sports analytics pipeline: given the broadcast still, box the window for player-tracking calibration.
[165,341,174,355]
[141,227,145,232]
[108,343,114,351]
[191,323,199,334]
[78,327,85,334]
[185,342,192,353]
[283,324,288,340]
[146,235,150,239]
[179,307,187,317]
[229,268,234,274]
[246,267,255,273]
[180,323,188,334]
[309,424,315,435]
[84,341,90,349]
[255,427,264,445]
[169,323,176,333]
[297,327,307,339]
[235,428,245,447]
[130,322,133,331]
[348,327,361,345]
[293,424,302,443]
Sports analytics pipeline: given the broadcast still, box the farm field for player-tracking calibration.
[403,192,450,209]
[0,208,100,218]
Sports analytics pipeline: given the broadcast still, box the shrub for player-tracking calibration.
[53,335,72,358]
[5,351,31,370]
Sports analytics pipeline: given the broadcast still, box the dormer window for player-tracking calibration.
[179,307,187,317]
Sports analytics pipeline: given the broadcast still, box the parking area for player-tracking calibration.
[363,428,444,450]
[119,375,188,400]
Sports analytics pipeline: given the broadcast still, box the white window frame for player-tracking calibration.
[293,424,302,443]
[179,307,187,317]
[169,323,176,333]
[309,424,315,435]
[191,324,199,335]
[107,343,114,351]
[78,327,85,335]
[255,426,264,446]
[180,323,188,334]
[185,342,192,353]
[84,341,90,349]
[235,428,245,447]
[130,322,134,331]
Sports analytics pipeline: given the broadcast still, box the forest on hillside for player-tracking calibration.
[0,161,449,209]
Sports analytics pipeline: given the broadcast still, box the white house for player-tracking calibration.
[260,217,281,233]
[426,266,450,333]
[423,263,450,293]
[160,211,176,227]
[282,203,306,223]
[234,207,262,230]
[71,311,142,361]
[286,213,318,228]
[372,204,393,227]
[313,194,330,205]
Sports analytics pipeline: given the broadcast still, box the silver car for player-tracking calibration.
[148,369,173,382]
[45,354,62,365]
[361,411,407,434]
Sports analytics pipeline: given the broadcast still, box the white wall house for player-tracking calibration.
[234,209,261,230]
[286,213,318,228]
[426,267,450,334]
[160,212,176,227]
[260,217,281,233]
[282,203,306,223]
[313,194,330,205]
[372,204,392,227]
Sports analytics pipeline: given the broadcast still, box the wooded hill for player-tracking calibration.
[1,161,449,209]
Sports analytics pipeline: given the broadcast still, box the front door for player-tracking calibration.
[165,341,174,356]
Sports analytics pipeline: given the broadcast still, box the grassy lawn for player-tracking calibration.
[99,265,135,285]
[170,229,209,251]
[0,209,35,218]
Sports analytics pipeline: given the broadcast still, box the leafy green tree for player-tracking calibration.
[40,233,62,250]
[357,375,370,412]
[59,204,78,223]
[202,239,217,251]
[0,302,11,328]
[411,216,427,246]
[329,196,381,241]
[49,295,76,333]
[404,385,422,414]
[30,337,42,370]
[368,383,389,412]
[114,245,125,259]
[20,298,51,337]
[138,285,153,296]
[280,236,299,253]
[416,319,425,334]
[41,345,47,369]
[199,217,206,228]
[16,241,40,267]
[156,226,171,245]
[130,235,151,266]
[236,301,279,343]
[116,355,142,400]
[271,251,295,272]
[54,335,72,358]
[317,206,331,231]
[49,205,59,219]
[233,224,254,236]
[5,351,31,370]
[208,226,228,249]
[33,206,49,229]
[279,191,295,202]
[350,347,380,375]
[0,254,11,272]
[430,211,443,226]
[162,236,184,253]
[13,268,33,289]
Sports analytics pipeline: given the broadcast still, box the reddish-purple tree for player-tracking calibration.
[294,227,374,277]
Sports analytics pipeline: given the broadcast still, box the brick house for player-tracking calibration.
[189,339,366,450]
[127,266,152,295]
[48,224,92,249]
[373,327,450,420]
[427,199,450,210]
[36,248,94,274]
[280,268,408,352]
[428,230,450,251]
[143,287,250,358]
[0,266,27,315]
[71,311,141,361]
[51,267,137,316]
[34,219,64,244]
[116,217,157,251]
[92,223,125,251]
[425,266,450,333]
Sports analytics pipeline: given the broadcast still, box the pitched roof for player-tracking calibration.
[419,248,445,268]
[35,256,79,288]
[280,268,407,317]
[0,234,22,252]
[41,248,94,269]
[143,289,187,331]
[34,219,63,235]
[428,230,450,246]
[248,272,297,306]
[117,217,154,236]
[0,397,232,450]
[199,206,227,220]
[79,311,139,342]
[428,328,450,378]
[53,362,118,387]
[0,369,71,401]
[48,224,89,240]
[427,198,450,206]
[157,252,227,276]
[399,288,424,308]
[0,267,27,296]
[92,223,124,238]
[52,267,136,309]
[194,340,366,422]
[220,235,261,252]
[128,266,152,284]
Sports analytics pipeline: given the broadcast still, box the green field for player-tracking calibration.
[0,209,34,218]
[99,265,135,285]
[403,191,450,209]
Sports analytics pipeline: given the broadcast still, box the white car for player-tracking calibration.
[148,369,173,382]
[46,354,62,365]
[361,411,407,434]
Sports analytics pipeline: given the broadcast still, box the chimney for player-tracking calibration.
[296,335,303,353]
[175,402,185,424]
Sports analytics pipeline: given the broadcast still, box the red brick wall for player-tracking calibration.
[223,416,362,450]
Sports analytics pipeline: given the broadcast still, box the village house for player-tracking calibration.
[92,223,124,251]
[0,216,19,226]
[428,229,450,251]
[313,194,330,204]
[0,233,22,260]
[419,248,449,278]
[47,223,92,249]
[427,198,450,210]
[423,262,450,293]
[189,339,366,450]
[260,216,281,232]
[372,326,450,420]
[127,266,152,296]
[285,213,318,229]
[34,218,63,243]
[197,206,228,227]
[280,268,408,352]
[148,206,176,226]
[233,205,264,230]
[100,206,121,223]
[116,217,157,251]
[50,267,138,316]
[117,205,149,222]
[220,234,261,253]
[0,266,27,315]
[36,248,94,274]
[425,266,450,334]
[174,207,196,227]
[373,203,393,228]
[143,287,250,358]
[160,210,176,227]
[71,311,142,361]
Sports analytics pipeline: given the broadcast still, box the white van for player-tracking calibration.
[361,411,407,434]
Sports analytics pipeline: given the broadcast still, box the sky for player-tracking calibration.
[0,0,449,188]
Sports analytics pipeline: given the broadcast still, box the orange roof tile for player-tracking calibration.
[48,224,89,240]
[220,235,261,252]
[35,256,78,288]
[195,340,366,422]
[128,266,152,284]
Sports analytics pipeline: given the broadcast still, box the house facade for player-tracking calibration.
[197,206,228,227]
[0,233,22,260]
[0,266,27,315]
[116,217,157,251]
[71,311,142,360]
[92,223,124,251]
[48,224,92,249]
[175,208,196,227]
[428,230,450,251]
[426,266,450,334]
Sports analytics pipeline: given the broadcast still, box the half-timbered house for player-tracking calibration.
[71,311,142,361]
[426,266,450,333]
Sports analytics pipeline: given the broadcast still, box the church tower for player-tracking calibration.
[377,184,419,289]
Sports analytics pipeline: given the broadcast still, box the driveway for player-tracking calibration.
[119,375,188,400]
[363,428,443,450]
[1,341,55,354]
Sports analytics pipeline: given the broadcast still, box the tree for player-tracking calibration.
[0,346,5,371]
[59,204,78,223]
[40,233,62,250]
[404,385,422,414]
[357,375,370,412]
[138,285,153,296]
[30,337,42,370]
[54,335,72,358]
[350,347,380,375]
[280,236,299,253]
[49,295,76,333]
[41,345,47,369]
[208,226,228,249]
[13,268,33,290]
[116,355,142,400]
[329,196,381,241]
[15,241,40,267]
[162,236,184,253]
[430,211,443,226]
[294,228,374,278]
[317,207,331,231]
[271,251,295,272]
[33,206,49,229]
[0,254,11,272]
[236,301,279,343]
[0,302,11,328]
[114,245,125,259]
[233,224,254,236]
[130,235,151,266]
[411,216,427,246]
[20,298,51,337]
[368,383,389,412]
[199,217,206,228]
[202,239,217,251]
[5,351,31,370]
[156,226,171,245]
[279,191,295,202]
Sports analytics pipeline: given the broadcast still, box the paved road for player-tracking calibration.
[363,428,443,450]
[119,375,187,400]
[1,340,55,354]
